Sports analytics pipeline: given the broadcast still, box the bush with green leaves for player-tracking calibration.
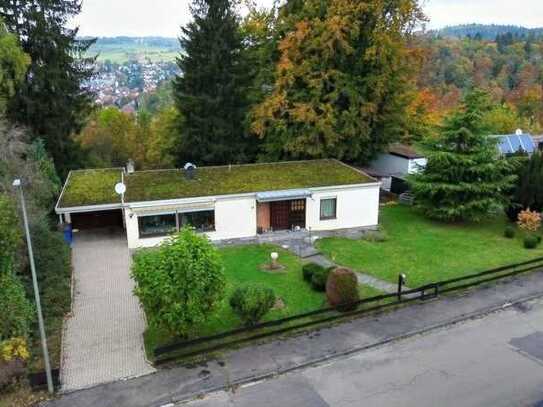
[30,218,72,321]
[326,268,360,311]
[302,263,322,282]
[0,195,21,274]
[504,225,516,239]
[0,271,34,341]
[229,285,276,326]
[311,265,333,292]
[131,227,225,337]
[524,234,539,249]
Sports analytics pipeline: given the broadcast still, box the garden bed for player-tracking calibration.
[143,244,380,361]
[317,205,543,288]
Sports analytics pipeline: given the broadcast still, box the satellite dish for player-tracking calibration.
[115,182,126,195]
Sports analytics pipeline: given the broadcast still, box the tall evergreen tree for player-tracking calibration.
[0,0,95,177]
[409,90,516,222]
[506,152,543,221]
[174,0,253,165]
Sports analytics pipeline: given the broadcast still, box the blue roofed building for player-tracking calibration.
[492,129,536,155]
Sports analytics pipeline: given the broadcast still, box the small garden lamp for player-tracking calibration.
[270,252,279,269]
[12,178,54,394]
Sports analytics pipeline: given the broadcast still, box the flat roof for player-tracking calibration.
[388,143,425,159]
[57,159,375,210]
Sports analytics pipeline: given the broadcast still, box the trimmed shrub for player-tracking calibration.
[229,285,276,326]
[504,225,516,239]
[326,268,360,311]
[524,234,539,249]
[302,263,321,282]
[311,266,332,292]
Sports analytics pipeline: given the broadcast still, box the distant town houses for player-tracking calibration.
[84,60,179,111]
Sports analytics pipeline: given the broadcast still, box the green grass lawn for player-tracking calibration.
[317,205,543,288]
[145,245,331,357]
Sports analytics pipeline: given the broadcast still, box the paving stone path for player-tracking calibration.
[60,229,155,392]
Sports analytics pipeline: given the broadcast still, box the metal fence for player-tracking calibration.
[153,256,543,365]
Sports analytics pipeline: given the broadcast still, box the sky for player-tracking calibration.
[72,0,543,38]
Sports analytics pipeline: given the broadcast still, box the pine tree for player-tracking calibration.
[173,0,253,165]
[506,152,543,221]
[409,90,517,222]
[0,0,95,177]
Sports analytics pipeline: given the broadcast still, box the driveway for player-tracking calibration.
[61,229,155,392]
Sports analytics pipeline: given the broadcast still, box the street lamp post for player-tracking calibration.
[12,179,54,394]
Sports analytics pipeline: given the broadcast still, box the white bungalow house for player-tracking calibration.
[55,159,381,249]
[367,143,427,194]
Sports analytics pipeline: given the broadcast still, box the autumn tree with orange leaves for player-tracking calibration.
[251,0,425,163]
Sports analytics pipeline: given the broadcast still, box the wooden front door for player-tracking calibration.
[270,200,306,231]
[270,201,290,230]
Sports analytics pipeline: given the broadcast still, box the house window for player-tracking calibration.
[320,198,337,220]
[138,210,216,238]
[179,210,215,232]
[138,213,176,238]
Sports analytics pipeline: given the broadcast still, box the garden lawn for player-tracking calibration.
[317,205,543,288]
[145,245,328,356]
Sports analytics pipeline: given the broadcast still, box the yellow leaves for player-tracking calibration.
[0,338,30,362]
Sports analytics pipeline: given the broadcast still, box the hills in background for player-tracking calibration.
[433,24,543,40]
[83,36,181,63]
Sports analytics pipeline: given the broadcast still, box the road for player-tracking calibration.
[186,298,543,407]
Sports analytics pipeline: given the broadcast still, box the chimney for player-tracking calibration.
[126,159,135,174]
[183,162,197,180]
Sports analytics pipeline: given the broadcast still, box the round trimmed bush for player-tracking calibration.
[524,234,539,249]
[326,268,360,311]
[229,285,276,326]
[302,263,321,282]
[504,225,516,239]
[311,266,332,291]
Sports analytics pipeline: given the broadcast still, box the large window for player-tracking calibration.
[320,198,337,220]
[138,210,215,238]
[179,210,215,232]
[138,213,176,238]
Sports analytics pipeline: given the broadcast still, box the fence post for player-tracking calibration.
[397,273,406,301]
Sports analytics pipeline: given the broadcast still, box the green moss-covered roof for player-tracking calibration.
[57,160,374,209]
[58,169,122,208]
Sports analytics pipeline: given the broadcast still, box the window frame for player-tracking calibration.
[137,212,177,238]
[320,197,337,221]
[137,209,216,239]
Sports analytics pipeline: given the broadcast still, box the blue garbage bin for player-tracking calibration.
[63,223,73,246]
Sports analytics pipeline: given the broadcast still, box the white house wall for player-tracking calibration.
[125,196,256,249]
[306,186,380,232]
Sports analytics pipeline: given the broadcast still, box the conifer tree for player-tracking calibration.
[409,90,516,222]
[506,152,543,221]
[174,0,252,165]
[0,0,95,177]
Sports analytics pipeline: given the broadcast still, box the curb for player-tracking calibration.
[168,290,543,406]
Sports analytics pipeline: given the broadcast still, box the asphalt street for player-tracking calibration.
[186,298,543,407]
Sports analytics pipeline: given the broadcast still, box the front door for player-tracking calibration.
[270,201,290,230]
[270,200,306,231]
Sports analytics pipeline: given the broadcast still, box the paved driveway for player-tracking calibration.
[61,229,155,392]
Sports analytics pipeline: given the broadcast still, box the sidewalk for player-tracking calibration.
[48,270,543,407]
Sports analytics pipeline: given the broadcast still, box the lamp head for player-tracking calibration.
[12,179,21,187]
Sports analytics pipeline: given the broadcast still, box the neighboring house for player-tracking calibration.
[493,129,536,155]
[367,143,427,194]
[55,160,381,249]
